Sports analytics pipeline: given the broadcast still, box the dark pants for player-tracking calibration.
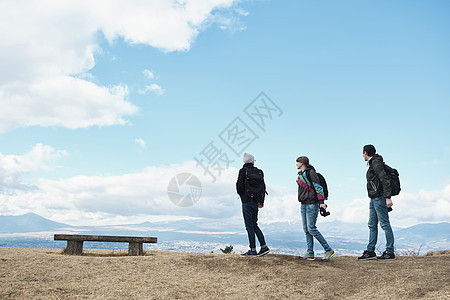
[242,202,266,249]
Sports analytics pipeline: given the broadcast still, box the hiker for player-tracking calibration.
[296,156,335,261]
[359,145,396,260]
[236,152,270,257]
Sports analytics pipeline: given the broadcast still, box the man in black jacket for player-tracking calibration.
[236,153,270,257]
[359,145,395,260]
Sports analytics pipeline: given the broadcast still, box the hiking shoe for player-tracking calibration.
[257,246,270,257]
[321,250,336,261]
[377,251,396,260]
[358,250,377,260]
[299,252,315,260]
[241,250,257,257]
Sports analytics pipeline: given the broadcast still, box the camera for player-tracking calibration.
[320,207,330,217]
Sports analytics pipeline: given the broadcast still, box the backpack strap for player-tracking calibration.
[304,169,313,189]
[304,169,319,202]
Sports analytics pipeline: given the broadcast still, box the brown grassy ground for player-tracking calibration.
[0,248,449,299]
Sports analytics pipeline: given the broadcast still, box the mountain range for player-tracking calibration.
[0,213,448,255]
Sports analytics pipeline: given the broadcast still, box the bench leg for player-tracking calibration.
[66,240,83,255]
[128,242,143,256]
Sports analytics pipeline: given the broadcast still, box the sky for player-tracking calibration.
[0,0,449,228]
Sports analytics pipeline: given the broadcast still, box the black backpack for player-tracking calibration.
[244,167,267,200]
[384,163,401,196]
[305,169,329,200]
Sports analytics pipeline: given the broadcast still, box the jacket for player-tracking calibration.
[297,165,325,205]
[236,163,265,203]
[366,154,392,199]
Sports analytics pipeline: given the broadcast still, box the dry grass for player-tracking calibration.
[426,250,450,256]
[0,247,449,299]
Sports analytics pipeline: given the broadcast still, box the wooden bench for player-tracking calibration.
[54,234,157,256]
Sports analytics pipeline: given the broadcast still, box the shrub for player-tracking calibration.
[220,245,234,254]
[396,244,422,256]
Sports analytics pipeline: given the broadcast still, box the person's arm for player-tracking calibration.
[260,170,266,205]
[372,157,392,199]
[371,157,393,207]
[236,168,245,196]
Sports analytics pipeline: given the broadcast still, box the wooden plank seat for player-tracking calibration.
[54,234,157,256]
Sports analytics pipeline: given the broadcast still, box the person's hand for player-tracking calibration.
[386,198,393,208]
[259,203,264,208]
[320,203,327,210]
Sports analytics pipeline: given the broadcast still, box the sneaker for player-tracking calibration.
[321,250,335,261]
[299,252,315,260]
[241,250,257,257]
[257,246,270,257]
[377,251,396,260]
[358,250,377,260]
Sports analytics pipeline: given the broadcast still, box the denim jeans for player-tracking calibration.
[301,203,332,254]
[367,197,395,254]
[242,202,266,249]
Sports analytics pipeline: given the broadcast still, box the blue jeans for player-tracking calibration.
[242,202,266,249]
[301,203,332,254]
[367,197,395,254]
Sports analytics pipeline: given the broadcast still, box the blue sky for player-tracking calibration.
[0,0,449,227]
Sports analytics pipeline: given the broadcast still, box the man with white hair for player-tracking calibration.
[236,153,270,256]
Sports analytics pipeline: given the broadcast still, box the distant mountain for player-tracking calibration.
[396,222,450,240]
[0,213,70,233]
[0,213,448,254]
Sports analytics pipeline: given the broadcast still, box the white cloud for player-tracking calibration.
[236,8,249,17]
[0,161,241,225]
[335,188,450,227]
[134,138,147,149]
[0,79,136,132]
[214,5,248,32]
[1,151,449,227]
[258,186,299,223]
[139,84,165,96]
[0,0,241,133]
[140,69,164,95]
[94,0,238,52]
[143,70,155,80]
[0,144,67,193]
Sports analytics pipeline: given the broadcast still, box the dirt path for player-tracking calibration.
[0,248,449,299]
